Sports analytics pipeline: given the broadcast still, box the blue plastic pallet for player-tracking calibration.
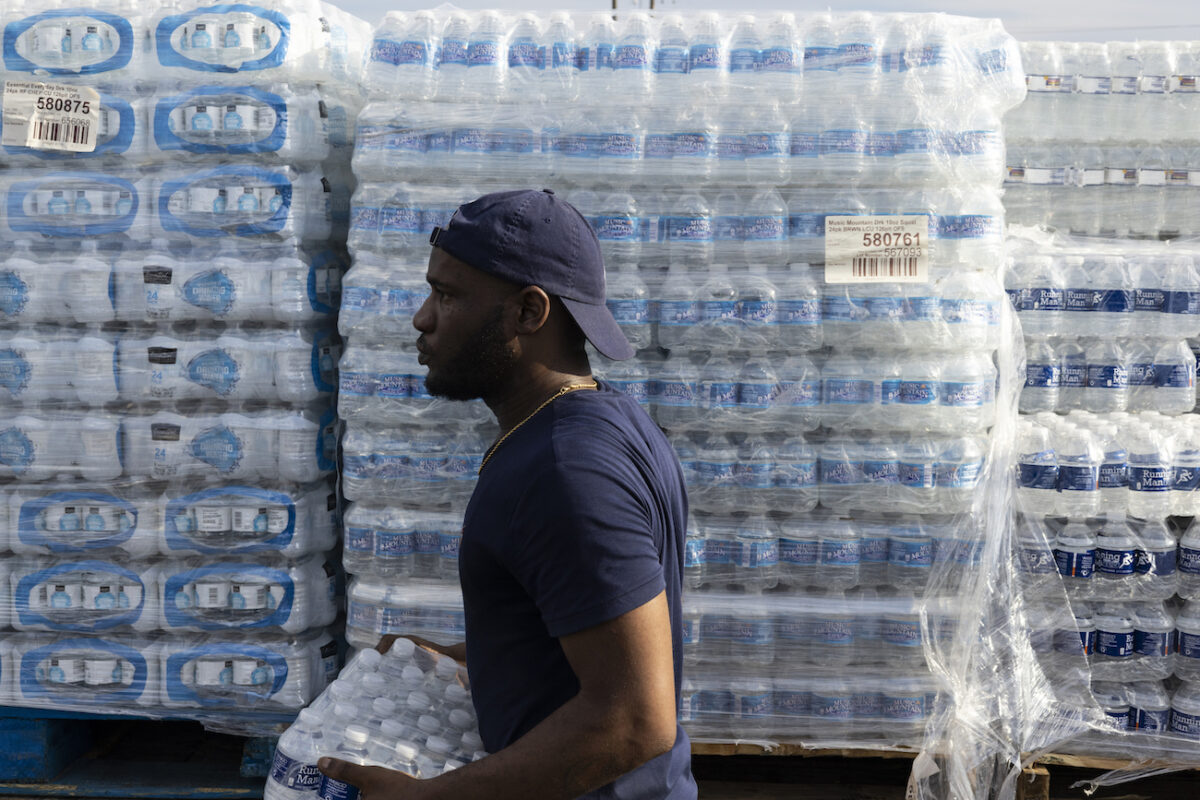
[0,708,284,795]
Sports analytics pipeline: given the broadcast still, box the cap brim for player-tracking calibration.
[561,297,635,361]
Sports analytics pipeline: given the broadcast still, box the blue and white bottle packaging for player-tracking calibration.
[0,0,360,726]
[339,8,1025,748]
[0,628,337,712]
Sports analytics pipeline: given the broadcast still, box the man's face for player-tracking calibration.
[413,248,519,401]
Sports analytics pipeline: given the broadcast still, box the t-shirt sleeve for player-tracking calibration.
[505,434,666,639]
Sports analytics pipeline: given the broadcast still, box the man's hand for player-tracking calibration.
[374,634,466,664]
[317,757,422,799]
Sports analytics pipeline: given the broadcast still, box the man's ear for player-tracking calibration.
[514,285,552,335]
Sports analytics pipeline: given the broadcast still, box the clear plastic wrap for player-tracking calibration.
[0,0,361,730]
[340,11,1032,791]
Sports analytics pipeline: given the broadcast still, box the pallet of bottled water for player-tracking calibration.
[266,638,484,800]
[0,628,337,713]
[1004,41,1200,239]
[336,8,1028,756]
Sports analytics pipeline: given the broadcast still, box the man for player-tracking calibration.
[319,189,697,800]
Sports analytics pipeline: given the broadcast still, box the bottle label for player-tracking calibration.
[1096,546,1137,575]
[507,41,542,68]
[776,379,820,408]
[607,298,649,325]
[1095,289,1133,313]
[653,45,687,74]
[778,298,821,326]
[269,751,322,790]
[1180,631,1200,660]
[664,216,714,243]
[1059,465,1099,492]
[1095,629,1134,657]
[1099,462,1128,490]
[1075,75,1112,94]
[1027,74,1071,92]
[1025,364,1060,388]
[937,460,983,489]
[1164,290,1200,315]
[344,526,373,553]
[781,460,818,489]
[1174,465,1200,492]
[684,537,705,568]
[889,538,933,567]
[1180,546,1200,574]
[375,529,414,558]
[1172,710,1200,738]
[1137,546,1177,576]
[812,618,854,646]
[466,40,499,67]
[613,45,648,70]
[1105,166,1139,184]
[1020,546,1056,575]
[1029,287,1064,311]
[1135,288,1165,313]
[779,537,817,566]
[1129,362,1158,387]
[895,380,935,405]
[1064,288,1093,312]
[1159,364,1196,389]
[744,133,788,161]
[1078,167,1106,186]
[1131,707,1171,732]
[738,539,778,570]
[1130,466,1170,492]
[824,379,872,405]
[820,459,864,486]
[1019,459,1059,490]
[822,295,866,321]
[317,775,360,800]
[1058,356,1087,387]
[1134,629,1173,658]
[863,459,900,485]
[1054,548,1095,578]
[941,381,987,408]
[819,537,861,565]
[900,461,935,489]
[1140,75,1168,93]
[789,134,818,159]
[743,214,786,241]
[644,133,673,159]
[1087,364,1128,389]
[672,132,713,158]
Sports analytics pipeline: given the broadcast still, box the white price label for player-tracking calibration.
[825,215,929,285]
[2,80,100,153]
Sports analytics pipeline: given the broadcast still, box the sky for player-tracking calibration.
[324,0,1200,41]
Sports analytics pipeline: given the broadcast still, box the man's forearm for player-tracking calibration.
[415,690,677,800]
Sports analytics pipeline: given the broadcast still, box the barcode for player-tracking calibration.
[33,119,89,146]
[852,256,920,278]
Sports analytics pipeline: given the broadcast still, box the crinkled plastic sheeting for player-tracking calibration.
[345,5,1047,791]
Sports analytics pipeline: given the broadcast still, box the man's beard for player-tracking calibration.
[424,305,518,401]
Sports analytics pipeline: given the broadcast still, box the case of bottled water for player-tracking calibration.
[0,0,362,729]
[338,8,1027,762]
[264,637,483,800]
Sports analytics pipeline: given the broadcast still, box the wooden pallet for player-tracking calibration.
[0,709,279,796]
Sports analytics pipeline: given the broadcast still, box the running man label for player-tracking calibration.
[2,81,100,152]
[825,215,929,284]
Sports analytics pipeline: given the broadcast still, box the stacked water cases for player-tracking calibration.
[342,9,1026,748]
[0,0,367,724]
[1003,41,1200,770]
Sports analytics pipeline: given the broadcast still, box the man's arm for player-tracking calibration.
[320,590,679,800]
[374,634,466,664]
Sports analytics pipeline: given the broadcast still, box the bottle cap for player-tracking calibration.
[297,708,318,725]
[380,719,406,738]
[434,658,458,679]
[394,742,420,764]
[417,714,440,734]
[334,702,356,718]
[442,759,466,773]
[448,709,473,730]
[373,697,397,715]
[357,649,382,669]
[461,731,483,750]
[407,691,431,710]
[401,665,424,684]
[426,735,454,754]
[344,724,370,746]
[445,684,469,703]
[362,674,387,693]
[388,638,416,660]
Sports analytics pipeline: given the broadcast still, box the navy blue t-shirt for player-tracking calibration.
[460,382,696,800]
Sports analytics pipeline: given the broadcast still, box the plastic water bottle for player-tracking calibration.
[1056,427,1101,519]
[1017,422,1060,516]
[1161,255,1200,339]
[265,708,325,800]
[1054,519,1096,590]
[1170,427,1200,517]
[1094,517,1138,596]
[1096,428,1129,515]
[1022,340,1060,414]
[1169,681,1200,739]
[1131,602,1176,680]
[1091,256,1134,339]
[1126,426,1173,519]
[316,725,372,800]
[1127,680,1172,735]
[1154,339,1197,415]
[1176,601,1200,683]
[1182,520,1200,601]
[1084,339,1129,413]
[542,12,578,104]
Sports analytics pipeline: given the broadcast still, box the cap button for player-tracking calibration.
[542,188,554,195]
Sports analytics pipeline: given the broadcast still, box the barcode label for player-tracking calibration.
[851,256,921,278]
[32,119,90,147]
[2,80,100,153]
[825,215,929,284]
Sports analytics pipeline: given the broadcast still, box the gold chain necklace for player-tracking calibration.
[478,381,598,473]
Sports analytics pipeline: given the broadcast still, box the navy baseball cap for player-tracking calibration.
[428,189,634,361]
